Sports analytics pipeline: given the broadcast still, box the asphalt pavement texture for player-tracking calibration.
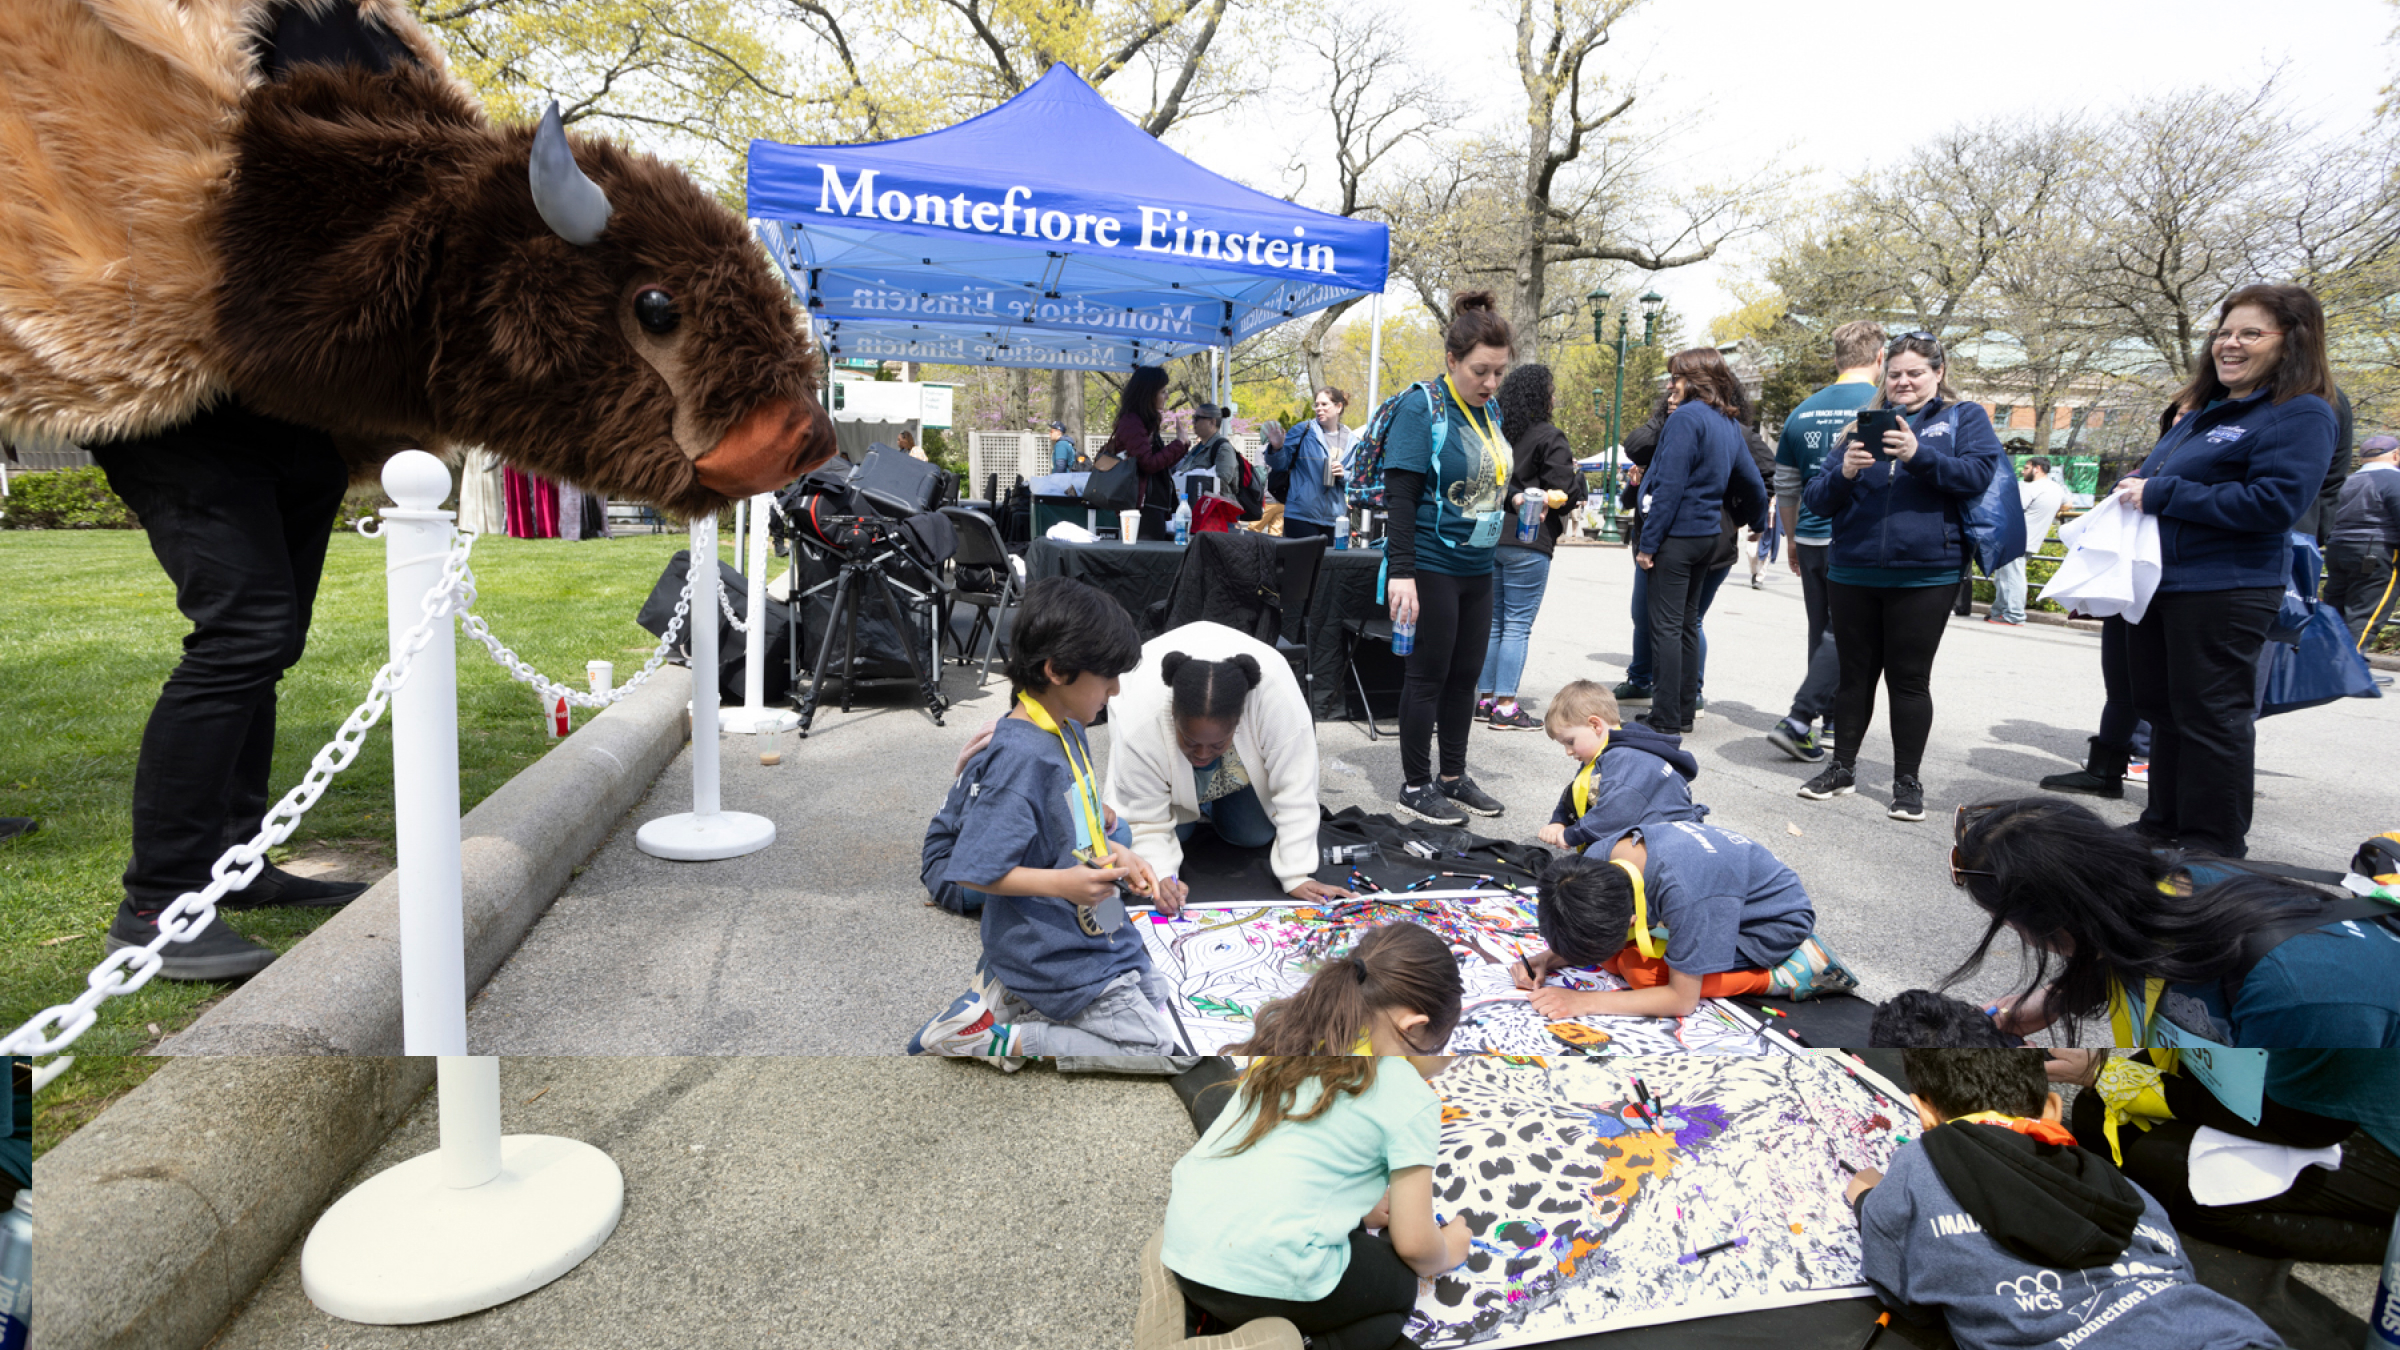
[463,541,2400,1055]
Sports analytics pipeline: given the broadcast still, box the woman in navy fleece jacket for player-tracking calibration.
[2114,284,2338,858]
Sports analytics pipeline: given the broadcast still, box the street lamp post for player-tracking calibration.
[1587,286,1665,543]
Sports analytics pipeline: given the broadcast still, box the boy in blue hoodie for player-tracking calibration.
[1848,1049,2280,1350]
[1534,679,1706,853]
[1516,820,1844,1018]
[909,577,1186,1065]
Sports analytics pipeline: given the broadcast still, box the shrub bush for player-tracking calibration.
[0,466,137,529]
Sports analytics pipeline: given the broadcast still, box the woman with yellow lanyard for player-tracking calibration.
[1381,290,1514,827]
[1942,798,2400,1261]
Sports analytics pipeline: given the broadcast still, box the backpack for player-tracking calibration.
[1230,446,1265,520]
[1346,380,1443,510]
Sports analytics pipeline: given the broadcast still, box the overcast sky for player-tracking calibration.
[1168,0,2397,335]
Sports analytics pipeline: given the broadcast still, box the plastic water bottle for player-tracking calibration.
[1332,511,1350,550]
[1516,493,1544,544]
[1391,619,1416,655]
[1171,496,1191,545]
[0,1191,28,1350]
[2369,1211,2400,1350]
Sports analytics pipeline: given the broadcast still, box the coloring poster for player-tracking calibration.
[1138,894,1790,1058]
[1409,1054,1911,1349]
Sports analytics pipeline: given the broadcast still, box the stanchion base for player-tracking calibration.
[635,810,775,860]
[301,1135,623,1325]
[731,706,801,734]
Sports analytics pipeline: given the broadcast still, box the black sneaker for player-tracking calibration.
[217,863,370,910]
[1397,781,1468,826]
[1488,704,1539,731]
[1639,713,1694,735]
[1889,776,1927,821]
[1610,681,1653,703]
[1767,718,1826,763]
[1796,762,1856,800]
[1438,774,1505,817]
[1692,694,1708,719]
[106,905,277,981]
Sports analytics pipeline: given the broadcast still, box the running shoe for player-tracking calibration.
[106,906,277,981]
[1610,681,1652,703]
[1796,762,1856,800]
[1398,781,1468,826]
[1438,774,1506,817]
[1751,575,1762,589]
[1692,694,1707,719]
[905,982,1019,1062]
[1767,717,1826,763]
[1984,614,2022,626]
[2126,760,2150,785]
[1475,695,1496,720]
[1889,775,1927,821]
[1488,704,1539,731]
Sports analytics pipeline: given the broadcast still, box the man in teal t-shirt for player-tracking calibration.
[1767,321,1884,764]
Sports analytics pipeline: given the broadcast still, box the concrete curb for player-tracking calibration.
[164,662,694,1054]
[37,1056,436,1350]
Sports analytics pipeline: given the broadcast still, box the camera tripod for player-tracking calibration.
[790,540,950,735]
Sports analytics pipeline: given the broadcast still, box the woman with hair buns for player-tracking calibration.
[1380,290,1515,826]
[1103,621,1351,906]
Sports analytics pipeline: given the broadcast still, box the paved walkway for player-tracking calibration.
[465,544,2399,1054]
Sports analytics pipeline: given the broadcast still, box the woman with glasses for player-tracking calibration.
[2113,284,2340,859]
[1797,331,2002,821]
[1945,797,2400,1262]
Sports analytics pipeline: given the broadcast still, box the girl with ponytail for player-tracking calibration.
[1161,1043,1470,1347]
[1230,921,1464,1055]
[1104,621,1347,906]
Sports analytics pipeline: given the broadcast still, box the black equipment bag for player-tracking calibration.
[635,550,790,704]
[1082,448,1141,512]
[854,448,952,516]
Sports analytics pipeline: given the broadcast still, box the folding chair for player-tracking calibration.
[1265,535,1328,713]
[1339,616,1401,739]
[940,505,1020,686]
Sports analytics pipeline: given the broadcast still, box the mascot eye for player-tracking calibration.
[633,288,680,335]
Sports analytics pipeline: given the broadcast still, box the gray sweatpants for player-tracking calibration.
[997,967,1193,1073]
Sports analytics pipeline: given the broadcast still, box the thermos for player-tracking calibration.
[1332,511,1350,550]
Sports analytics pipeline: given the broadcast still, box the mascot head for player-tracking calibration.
[213,68,836,517]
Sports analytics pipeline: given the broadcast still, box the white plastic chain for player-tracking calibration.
[456,534,690,708]
[717,583,750,634]
[2,529,481,1061]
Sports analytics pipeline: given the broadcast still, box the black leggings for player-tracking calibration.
[1827,580,1955,779]
[2070,1091,2400,1264]
[1399,570,1494,785]
[1175,1228,1422,1350]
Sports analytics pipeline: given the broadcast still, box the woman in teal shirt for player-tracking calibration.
[1797,331,2000,821]
[1381,291,1513,826]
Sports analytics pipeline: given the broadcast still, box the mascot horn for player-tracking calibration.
[0,0,837,517]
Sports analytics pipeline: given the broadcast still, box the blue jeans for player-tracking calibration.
[1991,556,2029,623]
[1626,560,1730,689]
[1176,784,1276,849]
[1477,547,1554,698]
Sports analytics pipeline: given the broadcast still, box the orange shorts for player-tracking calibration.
[1603,946,1772,997]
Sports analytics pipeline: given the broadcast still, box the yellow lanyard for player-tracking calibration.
[1443,375,1508,490]
[1571,741,1605,820]
[1615,857,1660,959]
[1016,692,1108,863]
[2107,976,2182,1074]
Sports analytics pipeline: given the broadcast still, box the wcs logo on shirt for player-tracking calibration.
[1921,423,1953,440]
[1995,1271,2065,1312]
[2205,426,2251,444]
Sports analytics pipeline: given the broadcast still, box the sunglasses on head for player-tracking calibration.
[1888,329,1942,355]
[1950,803,2001,887]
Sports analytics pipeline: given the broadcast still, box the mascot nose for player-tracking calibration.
[692,398,837,498]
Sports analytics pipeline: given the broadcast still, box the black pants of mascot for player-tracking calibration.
[93,400,366,978]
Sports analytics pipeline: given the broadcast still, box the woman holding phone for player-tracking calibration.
[1797,331,2001,821]
[1382,292,1514,826]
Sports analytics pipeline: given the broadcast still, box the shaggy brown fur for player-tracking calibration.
[1,0,831,516]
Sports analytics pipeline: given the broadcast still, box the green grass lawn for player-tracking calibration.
[1,525,715,1153]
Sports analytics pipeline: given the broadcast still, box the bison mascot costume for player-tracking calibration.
[1,0,837,977]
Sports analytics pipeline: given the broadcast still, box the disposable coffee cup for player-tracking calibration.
[1118,509,1141,541]
[586,659,614,695]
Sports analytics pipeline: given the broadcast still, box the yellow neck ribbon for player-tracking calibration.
[1571,748,1602,820]
[1016,691,1108,863]
[1614,857,1659,959]
[1443,374,1509,489]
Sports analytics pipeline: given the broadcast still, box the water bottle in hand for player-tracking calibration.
[1391,619,1416,655]
[1516,493,1544,544]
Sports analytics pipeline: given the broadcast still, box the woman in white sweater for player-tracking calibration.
[1105,622,1349,906]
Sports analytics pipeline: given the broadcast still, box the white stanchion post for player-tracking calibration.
[635,513,776,860]
[301,1055,624,1324]
[381,452,467,1056]
[736,490,798,735]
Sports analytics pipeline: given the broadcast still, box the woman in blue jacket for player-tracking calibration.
[2115,284,2339,859]
[1799,332,2000,821]
[1634,348,1766,736]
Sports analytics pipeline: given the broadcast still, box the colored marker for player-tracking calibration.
[1836,1159,1858,1175]
[1684,1239,1738,1262]
[1855,1312,1891,1350]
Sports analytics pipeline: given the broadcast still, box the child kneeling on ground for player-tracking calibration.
[1162,1051,1470,1349]
[909,576,1184,1063]
[1534,679,1706,853]
[1847,1048,2280,1350]
[1516,822,1854,1018]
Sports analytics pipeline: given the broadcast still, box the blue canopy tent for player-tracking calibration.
[745,64,1389,373]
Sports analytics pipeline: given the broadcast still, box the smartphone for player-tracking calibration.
[1856,409,1904,460]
